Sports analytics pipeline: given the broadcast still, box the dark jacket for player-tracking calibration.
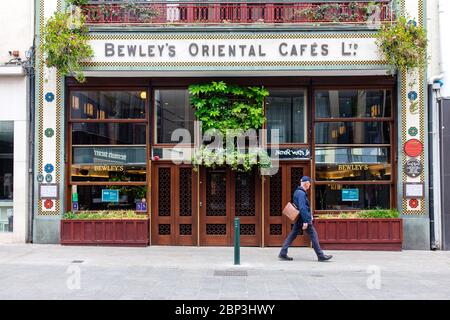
[293,187,312,224]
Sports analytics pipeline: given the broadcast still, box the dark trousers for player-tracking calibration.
[279,220,324,258]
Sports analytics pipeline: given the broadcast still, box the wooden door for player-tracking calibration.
[200,168,261,246]
[151,163,198,245]
[264,163,311,247]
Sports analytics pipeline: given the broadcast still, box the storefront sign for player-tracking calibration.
[102,189,119,203]
[404,159,422,178]
[404,139,423,157]
[342,189,359,202]
[270,148,310,159]
[404,183,424,199]
[72,193,78,202]
[338,164,369,171]
[73,147,146,164]
[39,183,59,200]
[93,165,124,172]
[72,202,79,212]
[89,37,382,64]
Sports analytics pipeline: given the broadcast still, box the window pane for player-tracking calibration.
[155,90,194,144]
[73,185,147,211]
[72,123,146,145]
[315,90,392,118]
[315,122,390,144]
[71,165,146,182]
[315,184,391,210]
[0,122,13,233]
[266,90,306,143]
[315,147,391,181]
[71,91,146,119]
[0,122,13,201]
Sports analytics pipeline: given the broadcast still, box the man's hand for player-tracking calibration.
[302,223,308,230]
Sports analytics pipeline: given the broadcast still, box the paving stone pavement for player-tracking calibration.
[0,244,450,300]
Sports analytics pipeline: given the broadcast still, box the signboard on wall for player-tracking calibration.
[270,148,311,160]
[88,35,384,66]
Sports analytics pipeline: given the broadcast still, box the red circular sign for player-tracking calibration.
[409,199,419,209]
[44,199,54,210]
[404,139,423,157]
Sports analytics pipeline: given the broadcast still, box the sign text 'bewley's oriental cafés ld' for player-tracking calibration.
[88,36,383,64]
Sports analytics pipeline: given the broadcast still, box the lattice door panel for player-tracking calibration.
[200,168,261,246]
[152,164,197,245]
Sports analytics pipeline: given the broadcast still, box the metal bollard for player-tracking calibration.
[234,217,240,265]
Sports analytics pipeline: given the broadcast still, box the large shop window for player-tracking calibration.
[266,90,307,144]
[69,90,148,212]
[314,89,393,213]
[0,122,13,232]
[154,89,194,144]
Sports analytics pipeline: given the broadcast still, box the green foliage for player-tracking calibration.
[66,0,88,6]
[63,210,148,220]
[189,81,270,172]
[189,81,269,135]
[192,146,271,172]
[41,12,93,82]
[319,209,400,219]
[376,16,427,73]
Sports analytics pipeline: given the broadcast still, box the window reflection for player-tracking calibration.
[315,184,390,210]
[155,90,194,144]
[315,90,391,118]
[71,91,146,120]
[315,122,390,144]
[266,90,306,143]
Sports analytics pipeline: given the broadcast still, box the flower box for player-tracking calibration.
[60,219,149,247]
[314,218,403,251]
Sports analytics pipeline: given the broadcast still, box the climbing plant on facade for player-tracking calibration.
[376,16,427,74]
[41,2,93,82]
[188,81,271,172]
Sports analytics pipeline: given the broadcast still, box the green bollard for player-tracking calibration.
[234,217,240,265]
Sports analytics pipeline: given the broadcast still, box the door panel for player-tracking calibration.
[200,168,261,246]
[151,163,197,245]
[264,163,311,247]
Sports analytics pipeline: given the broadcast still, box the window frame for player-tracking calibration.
[152,87,196,147]
[312,86,396,214]
[265,87,309,148]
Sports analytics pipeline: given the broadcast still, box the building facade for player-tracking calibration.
[0,0,34,243]
[33,0,430,249]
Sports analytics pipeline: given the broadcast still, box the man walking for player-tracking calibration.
[278,176,333,262]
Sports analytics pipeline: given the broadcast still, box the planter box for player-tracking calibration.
[315,218,403,251]
[61,219,149,247]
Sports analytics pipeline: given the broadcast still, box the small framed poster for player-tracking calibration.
[404,183,425,199]
[342,189,359,202]
[102,189,119,203]
[39,183,59,199]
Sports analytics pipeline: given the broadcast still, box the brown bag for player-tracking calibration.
[282,202,299,222]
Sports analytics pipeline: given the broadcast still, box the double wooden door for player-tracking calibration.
[264,163,311,247]
[200,168,262,246]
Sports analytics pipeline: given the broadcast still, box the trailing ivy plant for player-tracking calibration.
[41,5,93,82]
[376,16,427,74]
[189,81,271,172]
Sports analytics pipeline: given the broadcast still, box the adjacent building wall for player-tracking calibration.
[0,0,34,243]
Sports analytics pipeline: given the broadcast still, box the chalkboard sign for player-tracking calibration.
[404,159,422,178]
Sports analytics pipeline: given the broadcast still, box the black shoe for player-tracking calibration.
[278,254,293,261]
[318,255,333,262]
